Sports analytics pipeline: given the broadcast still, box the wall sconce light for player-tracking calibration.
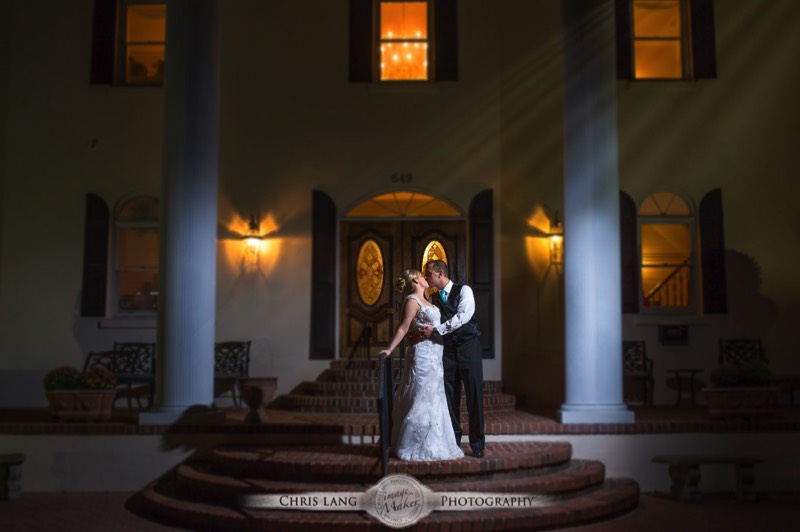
[242,214,262,265]
[549,211,564,265]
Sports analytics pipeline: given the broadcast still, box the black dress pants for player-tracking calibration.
[442,336,485,451]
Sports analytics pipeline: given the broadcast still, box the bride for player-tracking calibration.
[379,269,464,461]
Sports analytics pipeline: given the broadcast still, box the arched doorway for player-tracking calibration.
[310,189,493,361]
[340,192,466,357]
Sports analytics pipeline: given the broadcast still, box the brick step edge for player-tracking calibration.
[282,393,516,406]
[297,381,510,397]
[174,458,606,505]
[208,441,573,481]
[319,370,504,391]
[138,477,639,532]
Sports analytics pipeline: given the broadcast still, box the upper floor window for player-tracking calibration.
[615,0,717,80]
[349,0,458,83]
[114,195,160,314]
[639,192,694,310]
[90,0,166,85]
[119,1,166,85]
[380,1,429,81]
[632,0,687,79]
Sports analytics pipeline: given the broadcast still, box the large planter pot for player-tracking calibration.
[46,390,117,421]
[239,377,278,424]
[702,387,777,419]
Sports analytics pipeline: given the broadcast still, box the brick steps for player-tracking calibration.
[275,392,516,413]
[140,464,638,531]
[208,441,573,481]
[174,457,606,505]
[297,380,507,397]
[274,358,514,413]
[134,359,640,529]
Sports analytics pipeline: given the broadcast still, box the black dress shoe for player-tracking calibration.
[472,449,484,458]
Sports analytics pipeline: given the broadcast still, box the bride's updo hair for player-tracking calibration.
[394,269,422,295]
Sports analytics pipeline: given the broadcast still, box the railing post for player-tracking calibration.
[377,355,393,477]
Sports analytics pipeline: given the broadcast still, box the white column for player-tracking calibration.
[558,0,634,423]
[140,0,220,424]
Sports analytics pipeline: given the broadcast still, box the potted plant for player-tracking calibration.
[44,366,118,421]
[702,361,777,418]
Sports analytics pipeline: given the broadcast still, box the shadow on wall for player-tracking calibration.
[723,250,777,340]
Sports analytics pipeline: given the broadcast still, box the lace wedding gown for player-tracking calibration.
[391,295,464,461]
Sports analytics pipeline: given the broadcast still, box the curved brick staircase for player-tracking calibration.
[134,358,640,530]
[138,441,638,530]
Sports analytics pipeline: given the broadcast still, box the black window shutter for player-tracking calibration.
[349,0,374,82]
[434,0,458,81]
[690,0,718,79]
[469,189,493,359]
[310,191,337,359]
[80,193,110,317]
[620,191,639,313]
[699,188,727,313]
[614,0,633,80]
[90,0,117,85]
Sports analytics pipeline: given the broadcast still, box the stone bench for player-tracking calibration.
[0,453,26,500]
[652,454,763,502]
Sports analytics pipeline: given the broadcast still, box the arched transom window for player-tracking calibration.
[347,191,460,218]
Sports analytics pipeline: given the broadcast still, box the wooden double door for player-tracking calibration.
[340,220,466,357]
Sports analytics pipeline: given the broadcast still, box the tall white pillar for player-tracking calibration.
[558,0,634,423]
[141,0,220,424]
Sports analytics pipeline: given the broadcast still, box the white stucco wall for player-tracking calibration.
[0,1,798,409]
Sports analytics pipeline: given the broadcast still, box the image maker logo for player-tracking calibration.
[240,473,547,529]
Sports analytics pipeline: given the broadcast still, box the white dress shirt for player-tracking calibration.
[435,280,475,336]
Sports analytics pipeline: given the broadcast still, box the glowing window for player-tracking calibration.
[632,0,686,79]
[115,195,160,313]
[380,1,428,81]
[639,193,693,309]
[421,240,448,273]
[356,239,385,306]
[121,1,166,85]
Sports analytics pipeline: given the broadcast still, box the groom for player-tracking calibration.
[420,260,485,458]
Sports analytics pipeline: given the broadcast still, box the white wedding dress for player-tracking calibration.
[391,295,464,461]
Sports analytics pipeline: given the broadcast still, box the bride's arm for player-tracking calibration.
[379,300,419,357]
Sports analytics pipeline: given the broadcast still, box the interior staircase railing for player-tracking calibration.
[644,258,690,307]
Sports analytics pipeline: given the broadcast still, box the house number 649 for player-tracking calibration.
[391,172,413,184]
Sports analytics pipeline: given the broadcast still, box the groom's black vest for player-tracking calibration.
[432,283,480,347]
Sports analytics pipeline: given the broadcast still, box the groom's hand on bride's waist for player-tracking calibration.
[407,326,433,345]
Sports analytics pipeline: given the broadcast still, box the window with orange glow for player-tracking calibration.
[421,240,448,274]
[115,195,160,313]
[121,1,166,85]
[632,0,687,79]
[380,1,429,81]
[356,239,385,306]
[639,192,693,310]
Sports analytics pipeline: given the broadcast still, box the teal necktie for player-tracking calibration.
[440,290,447,302]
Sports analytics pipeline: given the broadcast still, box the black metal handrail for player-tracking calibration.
[347,307,395,360]
[377,355,393,477]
